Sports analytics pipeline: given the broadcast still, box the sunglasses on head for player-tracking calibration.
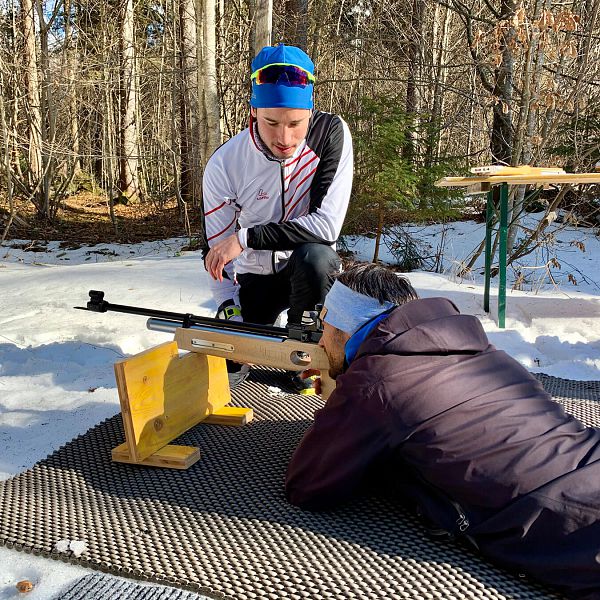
[251,63,315,86]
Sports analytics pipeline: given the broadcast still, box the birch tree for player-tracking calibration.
[180,0,200,204]
[201,0,221,162]
[120,0,141,201]
[254,0,273,51]
[20,0,43,210]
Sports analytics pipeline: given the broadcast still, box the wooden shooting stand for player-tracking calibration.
[108,312,332,470]
[111,341,253,470]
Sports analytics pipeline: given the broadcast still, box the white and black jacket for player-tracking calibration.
[203,110,353,307]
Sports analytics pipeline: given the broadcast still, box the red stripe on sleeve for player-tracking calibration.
[205,201,227,216]
[207,216,237,242]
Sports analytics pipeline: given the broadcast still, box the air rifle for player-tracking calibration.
[76,290,335,399]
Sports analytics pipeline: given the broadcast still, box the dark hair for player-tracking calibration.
[336,262,419,306]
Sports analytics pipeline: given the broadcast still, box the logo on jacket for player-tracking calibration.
[256,188,270,201]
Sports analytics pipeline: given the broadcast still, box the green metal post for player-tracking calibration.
[498,183,509,328]
[483,188,494,313]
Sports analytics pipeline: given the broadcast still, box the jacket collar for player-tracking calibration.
[344,309,394,368]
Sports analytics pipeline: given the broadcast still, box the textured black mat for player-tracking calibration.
[56,572,209,599]
[2,369,597,600]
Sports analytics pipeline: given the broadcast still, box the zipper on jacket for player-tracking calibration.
[279,161,285,223]
[405,462,471,536]
[447,494,470,533]
[455,510,470,533]
[273,160,286,274]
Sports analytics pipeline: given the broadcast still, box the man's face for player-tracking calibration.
[252,107,311,159]
[318,308,351,379]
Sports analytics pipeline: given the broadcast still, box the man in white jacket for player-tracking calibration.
[202,43,353,388]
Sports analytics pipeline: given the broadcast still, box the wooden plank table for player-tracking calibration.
[436,170,600,327]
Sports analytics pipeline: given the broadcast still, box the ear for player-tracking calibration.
[250,107,257,118]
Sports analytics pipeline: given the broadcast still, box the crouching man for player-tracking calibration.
[286,262,600,600]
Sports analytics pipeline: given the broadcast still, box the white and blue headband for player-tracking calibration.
[323,280,396,336]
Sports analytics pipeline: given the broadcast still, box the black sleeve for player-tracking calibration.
[285,376,390,510]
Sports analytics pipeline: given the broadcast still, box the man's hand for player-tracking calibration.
[205,234,243,281]
[301,369,322,395]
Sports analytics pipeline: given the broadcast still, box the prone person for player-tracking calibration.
[286,262,600,600]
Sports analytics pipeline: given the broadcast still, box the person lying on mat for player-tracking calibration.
[286,262,600,600]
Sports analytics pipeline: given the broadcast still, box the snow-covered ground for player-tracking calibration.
[1,217,599,598]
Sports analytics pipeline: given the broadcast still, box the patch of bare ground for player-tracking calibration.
[0,193,204,246]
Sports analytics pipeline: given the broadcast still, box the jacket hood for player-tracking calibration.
[355,297,490,359]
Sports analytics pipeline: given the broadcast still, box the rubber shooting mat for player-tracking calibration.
[2,369,598,600]
[55,572,210,600]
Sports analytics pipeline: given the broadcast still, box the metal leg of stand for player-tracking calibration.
[498,183,509,328]
[483,189,494,313]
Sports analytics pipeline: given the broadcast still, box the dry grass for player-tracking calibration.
[0,193,204,245]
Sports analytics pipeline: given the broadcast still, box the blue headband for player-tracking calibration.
[250,44,314,110]
[323,280,396,335]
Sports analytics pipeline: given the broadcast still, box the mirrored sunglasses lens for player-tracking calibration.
[256,65,310,86]
[285,67,310,85]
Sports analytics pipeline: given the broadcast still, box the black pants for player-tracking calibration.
[237,243,341,326]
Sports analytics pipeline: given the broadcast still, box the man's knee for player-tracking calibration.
[288,243,341,277]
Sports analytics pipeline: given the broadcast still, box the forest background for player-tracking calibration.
[1,0,599,273]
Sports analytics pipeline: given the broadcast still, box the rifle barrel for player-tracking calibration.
[146,318,287,343]
[75,290,291,339]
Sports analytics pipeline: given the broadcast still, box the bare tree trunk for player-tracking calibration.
[36,0,55,217]
[425,3,451,167]
[0,64,16,244]
[308,0,322,63]
[372,200,385,263]
[103,48,118,235]
[20,0,44,213]
[327,1,345,113]
[64,0,80,176]
[179,0,201,205]
[202,0,221,163]
[507,0,546,252]
[280,0,308,50]
[7,4,22,180]
[254,0,272,52]
[167,0,183,218]
[466,71,475,163]
[512,0,545,166]
[120,0,141,202]
[345,4,363,114]
[405,0,425,163]
[490,0,515,165]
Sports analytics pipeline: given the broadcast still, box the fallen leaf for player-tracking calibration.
[16,580,33,593]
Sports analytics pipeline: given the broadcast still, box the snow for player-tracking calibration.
[1,217,599,598]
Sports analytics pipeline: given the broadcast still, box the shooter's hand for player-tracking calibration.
[301,369,322,395]
[205,234,243,282]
